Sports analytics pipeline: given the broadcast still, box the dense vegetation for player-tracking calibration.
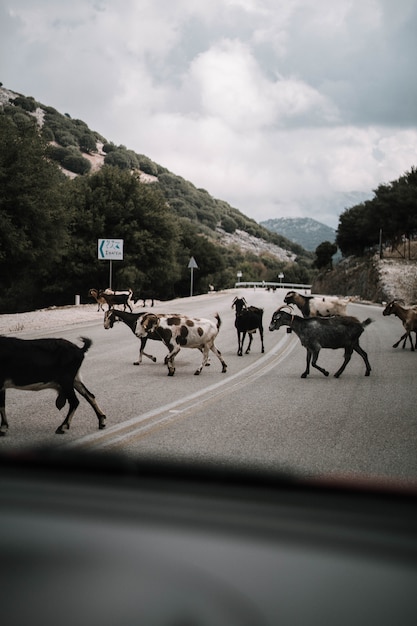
[336,167,417,257]
[0,92,314,313]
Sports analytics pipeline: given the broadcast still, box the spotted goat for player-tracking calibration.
[135,312,227,376]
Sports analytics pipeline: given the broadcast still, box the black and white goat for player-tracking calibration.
[0,336,106,435]
[231,297,264,356]
[284,291,350,317]
[103,309,160,364]
[269,306,372,378]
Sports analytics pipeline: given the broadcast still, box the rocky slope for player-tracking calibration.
[312,254,417,305]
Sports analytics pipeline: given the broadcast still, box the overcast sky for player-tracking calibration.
[1,0,417,228]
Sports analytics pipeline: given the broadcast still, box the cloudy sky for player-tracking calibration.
[1,0,417,227]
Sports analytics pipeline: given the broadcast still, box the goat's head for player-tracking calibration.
[283,291,299,305]
[103,310,116,329]
[382,299,404,316]
[138,313,160,336]
[269,305,294,332]
[88,288,99,298]
[232,297,247,314]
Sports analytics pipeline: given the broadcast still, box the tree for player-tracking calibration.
[0,115,70,311]
[314,241,338,269]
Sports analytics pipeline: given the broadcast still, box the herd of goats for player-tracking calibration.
[0,288,415,436]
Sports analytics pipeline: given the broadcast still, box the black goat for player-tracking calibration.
[0,336,106,435]
[135,291,155,307]
[99,289,133,312]
[269,306,372,378]
[232,297,264,356]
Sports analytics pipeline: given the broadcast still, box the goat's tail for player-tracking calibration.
[79,337,93,353]
[362,318,373,328]
[214,313,221,330]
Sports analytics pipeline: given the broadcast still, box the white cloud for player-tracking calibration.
[0,0,416,228]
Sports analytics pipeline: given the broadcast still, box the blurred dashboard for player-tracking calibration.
[1,449,416,626]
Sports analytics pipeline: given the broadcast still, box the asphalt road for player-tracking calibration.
[2,289,416,484]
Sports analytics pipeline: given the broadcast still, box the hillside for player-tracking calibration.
[0,85,309,263]
[261,217,336,252]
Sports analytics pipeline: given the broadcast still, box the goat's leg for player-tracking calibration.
[0,390,8,435]
[301,350,312,378]
[55,385,79,434]
[214,343,227,373]
[237,330,244,356]
[311,350,329,377]
[206,342,227,374]
[352,344,372,376]
[334,348,353,378]
[194,346,210,375]
[165,347,180,376]
[393,332,408,349]
[245,332,253,354]
[134,338,157,365]
[259,326,265,353]
[74,378,106,429]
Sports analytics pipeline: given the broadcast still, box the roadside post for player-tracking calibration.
[98,239,124,289]
[188,256,199,297]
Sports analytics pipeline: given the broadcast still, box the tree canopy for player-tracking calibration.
[336,167,417,257]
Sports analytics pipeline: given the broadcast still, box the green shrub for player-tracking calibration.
[54,129,78,147]
[13,96,37,112]
[62,152,91,174]
[79,132,97,153]
[42,126,54,142]
[138,155,158,176]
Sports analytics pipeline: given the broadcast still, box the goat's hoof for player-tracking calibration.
[133,361,140,365]
[301,373,308,378]
[0,430,7,437]
[194,370,201,376]
[152,357,157,362]
[334,373,340,378]
[365,372,371,376]
[168,371,175,376]
[324,371,329,377]
[55,428,66,434]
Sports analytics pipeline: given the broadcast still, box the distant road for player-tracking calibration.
[2,289,416,485]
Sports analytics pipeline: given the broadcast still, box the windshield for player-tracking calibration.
[0,287,416,489]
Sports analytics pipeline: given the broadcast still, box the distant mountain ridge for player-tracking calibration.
[261,217,336,252]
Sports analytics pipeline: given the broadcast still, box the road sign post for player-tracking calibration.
[98,239,124,289]
[188,256,199,297]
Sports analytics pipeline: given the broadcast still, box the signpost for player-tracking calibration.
[98,239,124,289]
[188,256,198,297]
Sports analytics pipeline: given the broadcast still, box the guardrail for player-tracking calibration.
[234,281,312,291]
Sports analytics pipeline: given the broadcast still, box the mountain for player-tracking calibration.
[260,217,336,252]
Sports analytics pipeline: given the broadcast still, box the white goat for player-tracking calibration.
[284,291,350,317]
